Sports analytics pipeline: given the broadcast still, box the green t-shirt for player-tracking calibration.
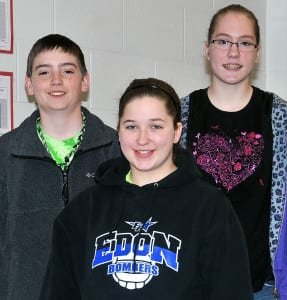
[36,116,86,170]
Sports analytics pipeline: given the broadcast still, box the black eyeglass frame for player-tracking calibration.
[209,39,258,50]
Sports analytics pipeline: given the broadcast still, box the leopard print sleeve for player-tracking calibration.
[180,94,191,149]
[270,93,287,261]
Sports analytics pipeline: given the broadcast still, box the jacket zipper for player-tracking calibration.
[62,168,69,206]
[12,154,71,206]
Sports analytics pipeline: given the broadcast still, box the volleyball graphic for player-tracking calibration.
[111,252,156,290]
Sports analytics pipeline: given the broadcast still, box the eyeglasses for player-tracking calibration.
[210,39,257,52]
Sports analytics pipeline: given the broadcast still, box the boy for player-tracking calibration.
[0,34,120,300]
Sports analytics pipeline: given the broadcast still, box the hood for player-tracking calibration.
[95,148,201,189]
[94,149,202,256]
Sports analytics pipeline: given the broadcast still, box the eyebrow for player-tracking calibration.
[122,118,165,123]
[149,118,165,122]
[34,62,78,71]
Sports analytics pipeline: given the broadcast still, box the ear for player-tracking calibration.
[204,42,210,60]
[25,75,34,96]
[174,122,183,144]
[81,73,90,92]
[255,45,261,63]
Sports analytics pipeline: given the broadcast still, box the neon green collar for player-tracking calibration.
[125,170,132,183]
[36,113,86,170]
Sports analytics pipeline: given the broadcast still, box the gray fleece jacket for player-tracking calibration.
[0,107,121,300]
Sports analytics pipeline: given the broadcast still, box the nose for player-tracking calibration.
[51,71,63,85]
[228,43,240,57]
[137,129,149,145]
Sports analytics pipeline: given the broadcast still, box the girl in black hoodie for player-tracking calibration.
[40,78,252,299]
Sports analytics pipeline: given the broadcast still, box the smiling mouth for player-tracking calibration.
[135,150,154,157]
[49,91,65,96]
[223,64,242,70]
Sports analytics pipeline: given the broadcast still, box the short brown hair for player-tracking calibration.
[26,34,87,77]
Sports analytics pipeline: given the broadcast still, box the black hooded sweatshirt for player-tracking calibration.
[40,154,252,300]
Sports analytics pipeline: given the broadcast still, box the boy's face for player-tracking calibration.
[25,48,89,115]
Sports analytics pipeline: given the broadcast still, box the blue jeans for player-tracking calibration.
[253,282,275,299]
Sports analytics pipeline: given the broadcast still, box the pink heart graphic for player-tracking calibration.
[193,131,264,191]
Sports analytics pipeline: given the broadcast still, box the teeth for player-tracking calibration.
[50,91,65,96]
[223,64,242,70]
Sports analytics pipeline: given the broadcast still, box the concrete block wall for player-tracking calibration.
[0,0,285,129]
[266,0,287,99]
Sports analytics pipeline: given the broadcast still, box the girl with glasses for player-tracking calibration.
[180,4,287,300]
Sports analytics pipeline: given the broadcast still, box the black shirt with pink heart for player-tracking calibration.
[185,87,273,292]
